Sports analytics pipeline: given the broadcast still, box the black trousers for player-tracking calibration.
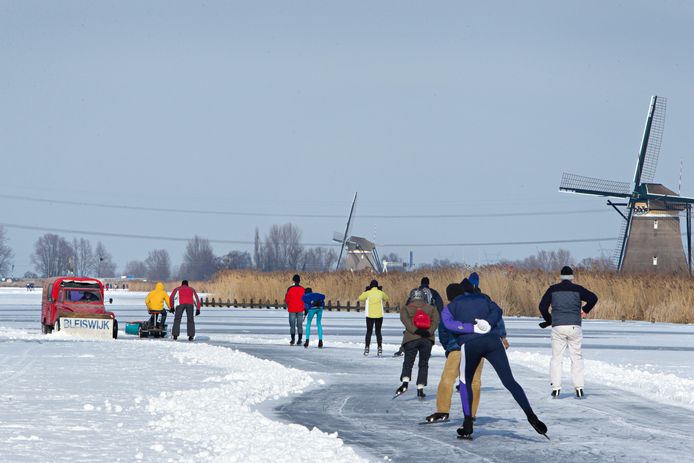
[172,304,195,338]
[460,335,531,417]
[365,317,383,346]
[400,337,433,386]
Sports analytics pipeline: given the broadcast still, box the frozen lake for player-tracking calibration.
[1,288,693,462]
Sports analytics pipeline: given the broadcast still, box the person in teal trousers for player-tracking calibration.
[302,288,325,348]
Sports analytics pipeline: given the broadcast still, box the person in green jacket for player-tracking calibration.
[358,279,389,357]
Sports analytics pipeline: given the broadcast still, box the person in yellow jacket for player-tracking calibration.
[358,279,389,357]
[145,282,171,329]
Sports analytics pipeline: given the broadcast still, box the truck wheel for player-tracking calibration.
[112,320,118,339]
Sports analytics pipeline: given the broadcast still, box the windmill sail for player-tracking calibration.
[335,192,358,270]
[633,96,667,186]
[560,173,632,197]
[615,206,634,270]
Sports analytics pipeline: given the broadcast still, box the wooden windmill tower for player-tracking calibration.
[560,96,693,273]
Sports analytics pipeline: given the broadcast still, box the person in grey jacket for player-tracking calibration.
[538,266,598,398]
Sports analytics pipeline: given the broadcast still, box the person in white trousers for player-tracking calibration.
[538,266,598,398]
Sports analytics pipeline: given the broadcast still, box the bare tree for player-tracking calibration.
[218,250,253,270]
[301,247,337,272]
[32,234,73,277]
[95,242,117,277]
[253,227,263,270]
[0,226,13,276]
[71,238,97,276]
[578,253,616,272]
[180,236,217,280]
[263,223,303,271]
[145,249,171,281]
[123,260,148,278]
[501,249,575,272]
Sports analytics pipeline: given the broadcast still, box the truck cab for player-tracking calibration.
[41,277,118,338]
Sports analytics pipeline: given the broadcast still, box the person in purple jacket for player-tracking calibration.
[441,278,547,440]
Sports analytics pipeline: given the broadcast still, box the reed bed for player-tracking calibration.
[196,268,694,324]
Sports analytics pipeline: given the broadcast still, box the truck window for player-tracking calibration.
[47,284,54,302]
[66,290,101,302]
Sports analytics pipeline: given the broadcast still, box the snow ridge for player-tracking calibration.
[508,350,694,410]
[146,342,367,463]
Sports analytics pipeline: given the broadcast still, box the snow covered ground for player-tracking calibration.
[1,287,694,462]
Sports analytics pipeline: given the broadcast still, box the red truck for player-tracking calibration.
[41,277,118,339]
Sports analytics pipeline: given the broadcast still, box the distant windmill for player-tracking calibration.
[560,96,693,273]
[333,193,383,272]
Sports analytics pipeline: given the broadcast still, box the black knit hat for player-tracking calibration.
[292,274,301,284]
[560,266,574,280]
[460,278,475,294]
[420,277,430,287]
[445,283,462,302]
[369,279,379,289]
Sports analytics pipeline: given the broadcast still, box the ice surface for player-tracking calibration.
[2,288,694,462]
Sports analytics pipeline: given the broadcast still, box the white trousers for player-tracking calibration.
[550,325,584,390]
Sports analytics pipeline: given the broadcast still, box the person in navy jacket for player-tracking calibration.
[302,288,325,348]
[442,278,547,439]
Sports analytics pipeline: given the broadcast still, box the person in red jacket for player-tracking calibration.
[170,280,201,341]
[284,274,305,345]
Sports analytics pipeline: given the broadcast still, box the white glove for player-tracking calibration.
[474,319,491,334]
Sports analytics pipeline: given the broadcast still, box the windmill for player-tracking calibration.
[333,193,383,272]
[559,96,693,274]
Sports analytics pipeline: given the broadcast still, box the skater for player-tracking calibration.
[425,283,463,423]
[302,287,325,348]
[468,272,510,419]
[394,289,439,399]
[442,278,547,439]
[394,277,443,357]
[358,279,389,356]
[145,281,171,332]
[170,280,201,341]
[284,274,305,346]
[538,265,598,398]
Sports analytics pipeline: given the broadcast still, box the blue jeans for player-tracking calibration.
[305,309,323,340]
[288,312,304,337]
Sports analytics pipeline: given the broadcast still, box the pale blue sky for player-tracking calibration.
[2,1,694,275]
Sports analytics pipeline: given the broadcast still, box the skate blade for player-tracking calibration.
[542,433,550,440]
[456,435,473,441]
[419,419,449,425]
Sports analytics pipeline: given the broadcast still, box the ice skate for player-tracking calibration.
[526,410,549,439]
[457,416,474,440]
[392,382,408,399]
[424,412,449,423]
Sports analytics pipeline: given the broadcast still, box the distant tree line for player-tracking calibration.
[30,234,117,278]
[4,225,616,282]
[499,249,615,272]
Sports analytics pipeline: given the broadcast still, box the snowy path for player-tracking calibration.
[2,288,694,462]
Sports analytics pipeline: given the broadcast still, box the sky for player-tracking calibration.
[2,0,694,276]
